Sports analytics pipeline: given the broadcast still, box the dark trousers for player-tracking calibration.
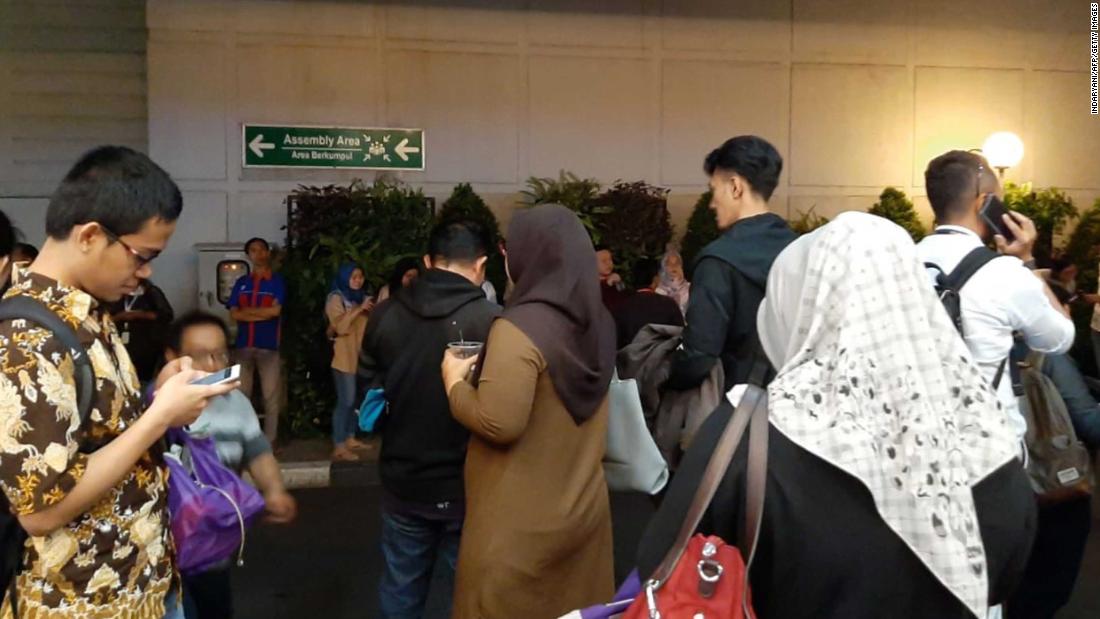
[183,566,233,619]
[378,509,462,619]
[1008,496,1092,619]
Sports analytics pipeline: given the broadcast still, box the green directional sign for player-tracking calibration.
[242,124,425,170]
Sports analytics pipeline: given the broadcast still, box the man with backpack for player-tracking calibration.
[1006,349,1098,618]
[0,146,238,618]
[916,150,1073,445]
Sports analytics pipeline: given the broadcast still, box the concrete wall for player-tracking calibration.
[0,0,147,248]
[10,0,1098,312]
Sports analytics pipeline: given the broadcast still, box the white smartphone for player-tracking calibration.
[189,364,241,386]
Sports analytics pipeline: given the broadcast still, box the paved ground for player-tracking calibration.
[230,482,1100,619]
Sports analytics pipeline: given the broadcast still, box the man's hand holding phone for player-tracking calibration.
[993,211,1037,263]
[148,366,239,430]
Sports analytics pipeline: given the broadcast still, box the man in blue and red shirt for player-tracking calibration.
[228,237,287,443]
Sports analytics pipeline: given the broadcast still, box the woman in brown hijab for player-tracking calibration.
[441,203,616,618]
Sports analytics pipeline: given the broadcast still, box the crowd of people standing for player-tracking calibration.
[0,132,1097,619]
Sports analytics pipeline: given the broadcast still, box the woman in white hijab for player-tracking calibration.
[656,248,690,315]
[637,212,1036,618]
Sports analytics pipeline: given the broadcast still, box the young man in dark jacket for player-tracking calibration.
[666,135,796,391]
[357,221,501,619]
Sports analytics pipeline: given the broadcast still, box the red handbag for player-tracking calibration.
[624,383,769,619]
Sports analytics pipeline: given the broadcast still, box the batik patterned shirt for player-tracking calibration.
[0,268,174,618]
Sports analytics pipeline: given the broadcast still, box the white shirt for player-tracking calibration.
[916,225,1075,441]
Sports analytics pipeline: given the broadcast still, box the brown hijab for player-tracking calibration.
[494,203,616,424]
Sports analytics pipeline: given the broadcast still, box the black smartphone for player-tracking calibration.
[979,194,1016,243]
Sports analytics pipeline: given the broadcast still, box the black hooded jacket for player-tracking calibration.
[357,268,501,504]
[666,213,795,391]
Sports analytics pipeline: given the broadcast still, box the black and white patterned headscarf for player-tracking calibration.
[757,212,1018,618]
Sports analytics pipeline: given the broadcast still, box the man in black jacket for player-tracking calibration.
[666,135,796,391]
[357,221,501,619]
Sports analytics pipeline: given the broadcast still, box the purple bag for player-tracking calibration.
[557,571,641,619]
[165,428,265,576]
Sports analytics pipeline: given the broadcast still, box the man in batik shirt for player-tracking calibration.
[0,146,237,619]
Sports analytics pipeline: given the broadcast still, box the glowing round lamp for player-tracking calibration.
[982,132,1024,177]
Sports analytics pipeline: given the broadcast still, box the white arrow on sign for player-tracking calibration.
[394,138,421,162]
[249,134,275,158]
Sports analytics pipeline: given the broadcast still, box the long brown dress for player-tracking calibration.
[448,318,614,618]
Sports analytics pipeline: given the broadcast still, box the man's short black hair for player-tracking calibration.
[0,210,14,258]
[167,311,230,353]
[632,258,661,289]
[12,243,37,261]
[428,221,487,264]
[45,146,182,240]
[594,244,612,254]
[925,150,990,223]
[244,237,269,253]
[703,135,783,201]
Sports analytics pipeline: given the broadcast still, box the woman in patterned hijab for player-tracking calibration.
[638,212,1035,618]
[758,211,1028,617]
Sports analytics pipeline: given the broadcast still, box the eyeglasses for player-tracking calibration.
[100,225,159,267]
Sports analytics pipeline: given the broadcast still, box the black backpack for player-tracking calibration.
[925,244,1008,388]
[0,297,96,614]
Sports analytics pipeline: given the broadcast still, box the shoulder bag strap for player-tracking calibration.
[0,297,96,423]
[646,383,769,588]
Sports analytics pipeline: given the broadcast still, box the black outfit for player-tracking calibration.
[1007,351,1100,619]
[600,280,629,315]
[637,401,1038,619]
[613,291,684,350]
[183,568,232,619]
[106,283,174,383]
[357,269,500,505]
[666,214,795,391]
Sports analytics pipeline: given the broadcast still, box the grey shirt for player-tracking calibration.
[187,389,272,473]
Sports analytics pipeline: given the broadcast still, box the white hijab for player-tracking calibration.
[757,212,1018,618]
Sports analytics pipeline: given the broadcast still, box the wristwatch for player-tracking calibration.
[1021,259,1037,270]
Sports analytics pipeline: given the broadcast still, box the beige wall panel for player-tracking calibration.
[234,1,374,38]
[147,0,228,32]
[660,60,788,186]
[1028,1,1091,71]
[527,55,652,182]
[791,64,912,187]
[236,44,380,127]
[385,51,519,184]
[385,2,521,45]
[914,0,1034,68]
[148,41,227,180]
[793,0,909,65]
[1027,71,1100,189]
[661,0,791,57]
[528,0,646,49]
[913,67,1025,186]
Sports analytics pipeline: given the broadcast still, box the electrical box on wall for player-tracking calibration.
[195,243,252,343]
